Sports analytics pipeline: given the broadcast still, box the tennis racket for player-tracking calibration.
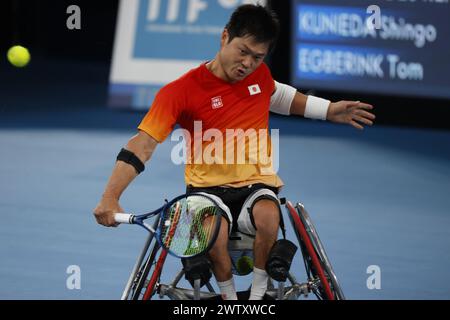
[114,193,223,259]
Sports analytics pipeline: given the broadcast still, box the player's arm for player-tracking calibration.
[93,130,158,227]
[270,81,375,130]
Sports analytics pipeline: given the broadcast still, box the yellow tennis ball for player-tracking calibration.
[7,45,31,68]
[236,255,254,275]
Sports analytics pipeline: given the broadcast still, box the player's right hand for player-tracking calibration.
[93,196,124,227]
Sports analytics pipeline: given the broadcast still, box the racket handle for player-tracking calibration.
[114,213,134,224]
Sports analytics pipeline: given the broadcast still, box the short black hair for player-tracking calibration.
[225,4,280,49]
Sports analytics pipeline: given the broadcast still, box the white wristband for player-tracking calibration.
[304,96,330,120]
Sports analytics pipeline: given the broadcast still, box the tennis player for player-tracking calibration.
[93,4,375,300]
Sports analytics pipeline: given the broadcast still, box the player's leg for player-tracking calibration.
[236,187,281,300]
[252,199,280,270]
[186,188,237,300]
[250,199,280,300]
[208,216,232,281]
[208,216,238,300]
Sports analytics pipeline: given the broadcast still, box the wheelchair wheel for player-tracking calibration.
[286,201,345,300]
[129,240,162,300]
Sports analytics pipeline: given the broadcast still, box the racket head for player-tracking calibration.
[156,193,223,258]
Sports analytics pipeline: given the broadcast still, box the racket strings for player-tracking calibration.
[160,195,221,257]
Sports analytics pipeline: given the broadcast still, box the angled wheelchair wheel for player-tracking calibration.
[286,201,345,300]
[119,215,163,300]
[129,240,163,300]
[120,214,170,300]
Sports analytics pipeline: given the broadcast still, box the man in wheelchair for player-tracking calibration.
[93,4,374,300]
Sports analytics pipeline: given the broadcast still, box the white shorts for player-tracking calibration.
[189,187,281,237]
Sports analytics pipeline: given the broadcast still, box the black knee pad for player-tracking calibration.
[182,255,212,288]
[265,239,298,282]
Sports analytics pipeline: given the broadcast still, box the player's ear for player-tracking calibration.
[221,29,229,47]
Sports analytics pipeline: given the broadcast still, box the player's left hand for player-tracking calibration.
[327,101,375,130]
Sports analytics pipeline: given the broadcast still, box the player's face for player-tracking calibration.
[219,30,270,82]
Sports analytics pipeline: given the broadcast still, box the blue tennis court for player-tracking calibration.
[1,80,449,299]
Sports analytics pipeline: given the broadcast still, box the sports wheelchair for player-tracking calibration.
[119,198,345,300]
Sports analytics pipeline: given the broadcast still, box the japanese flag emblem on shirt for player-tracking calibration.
[248,84,261,96]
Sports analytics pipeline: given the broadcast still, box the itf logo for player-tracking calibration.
[146,0,266,23]
[134,0,267,60]
[147,0,208,23]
